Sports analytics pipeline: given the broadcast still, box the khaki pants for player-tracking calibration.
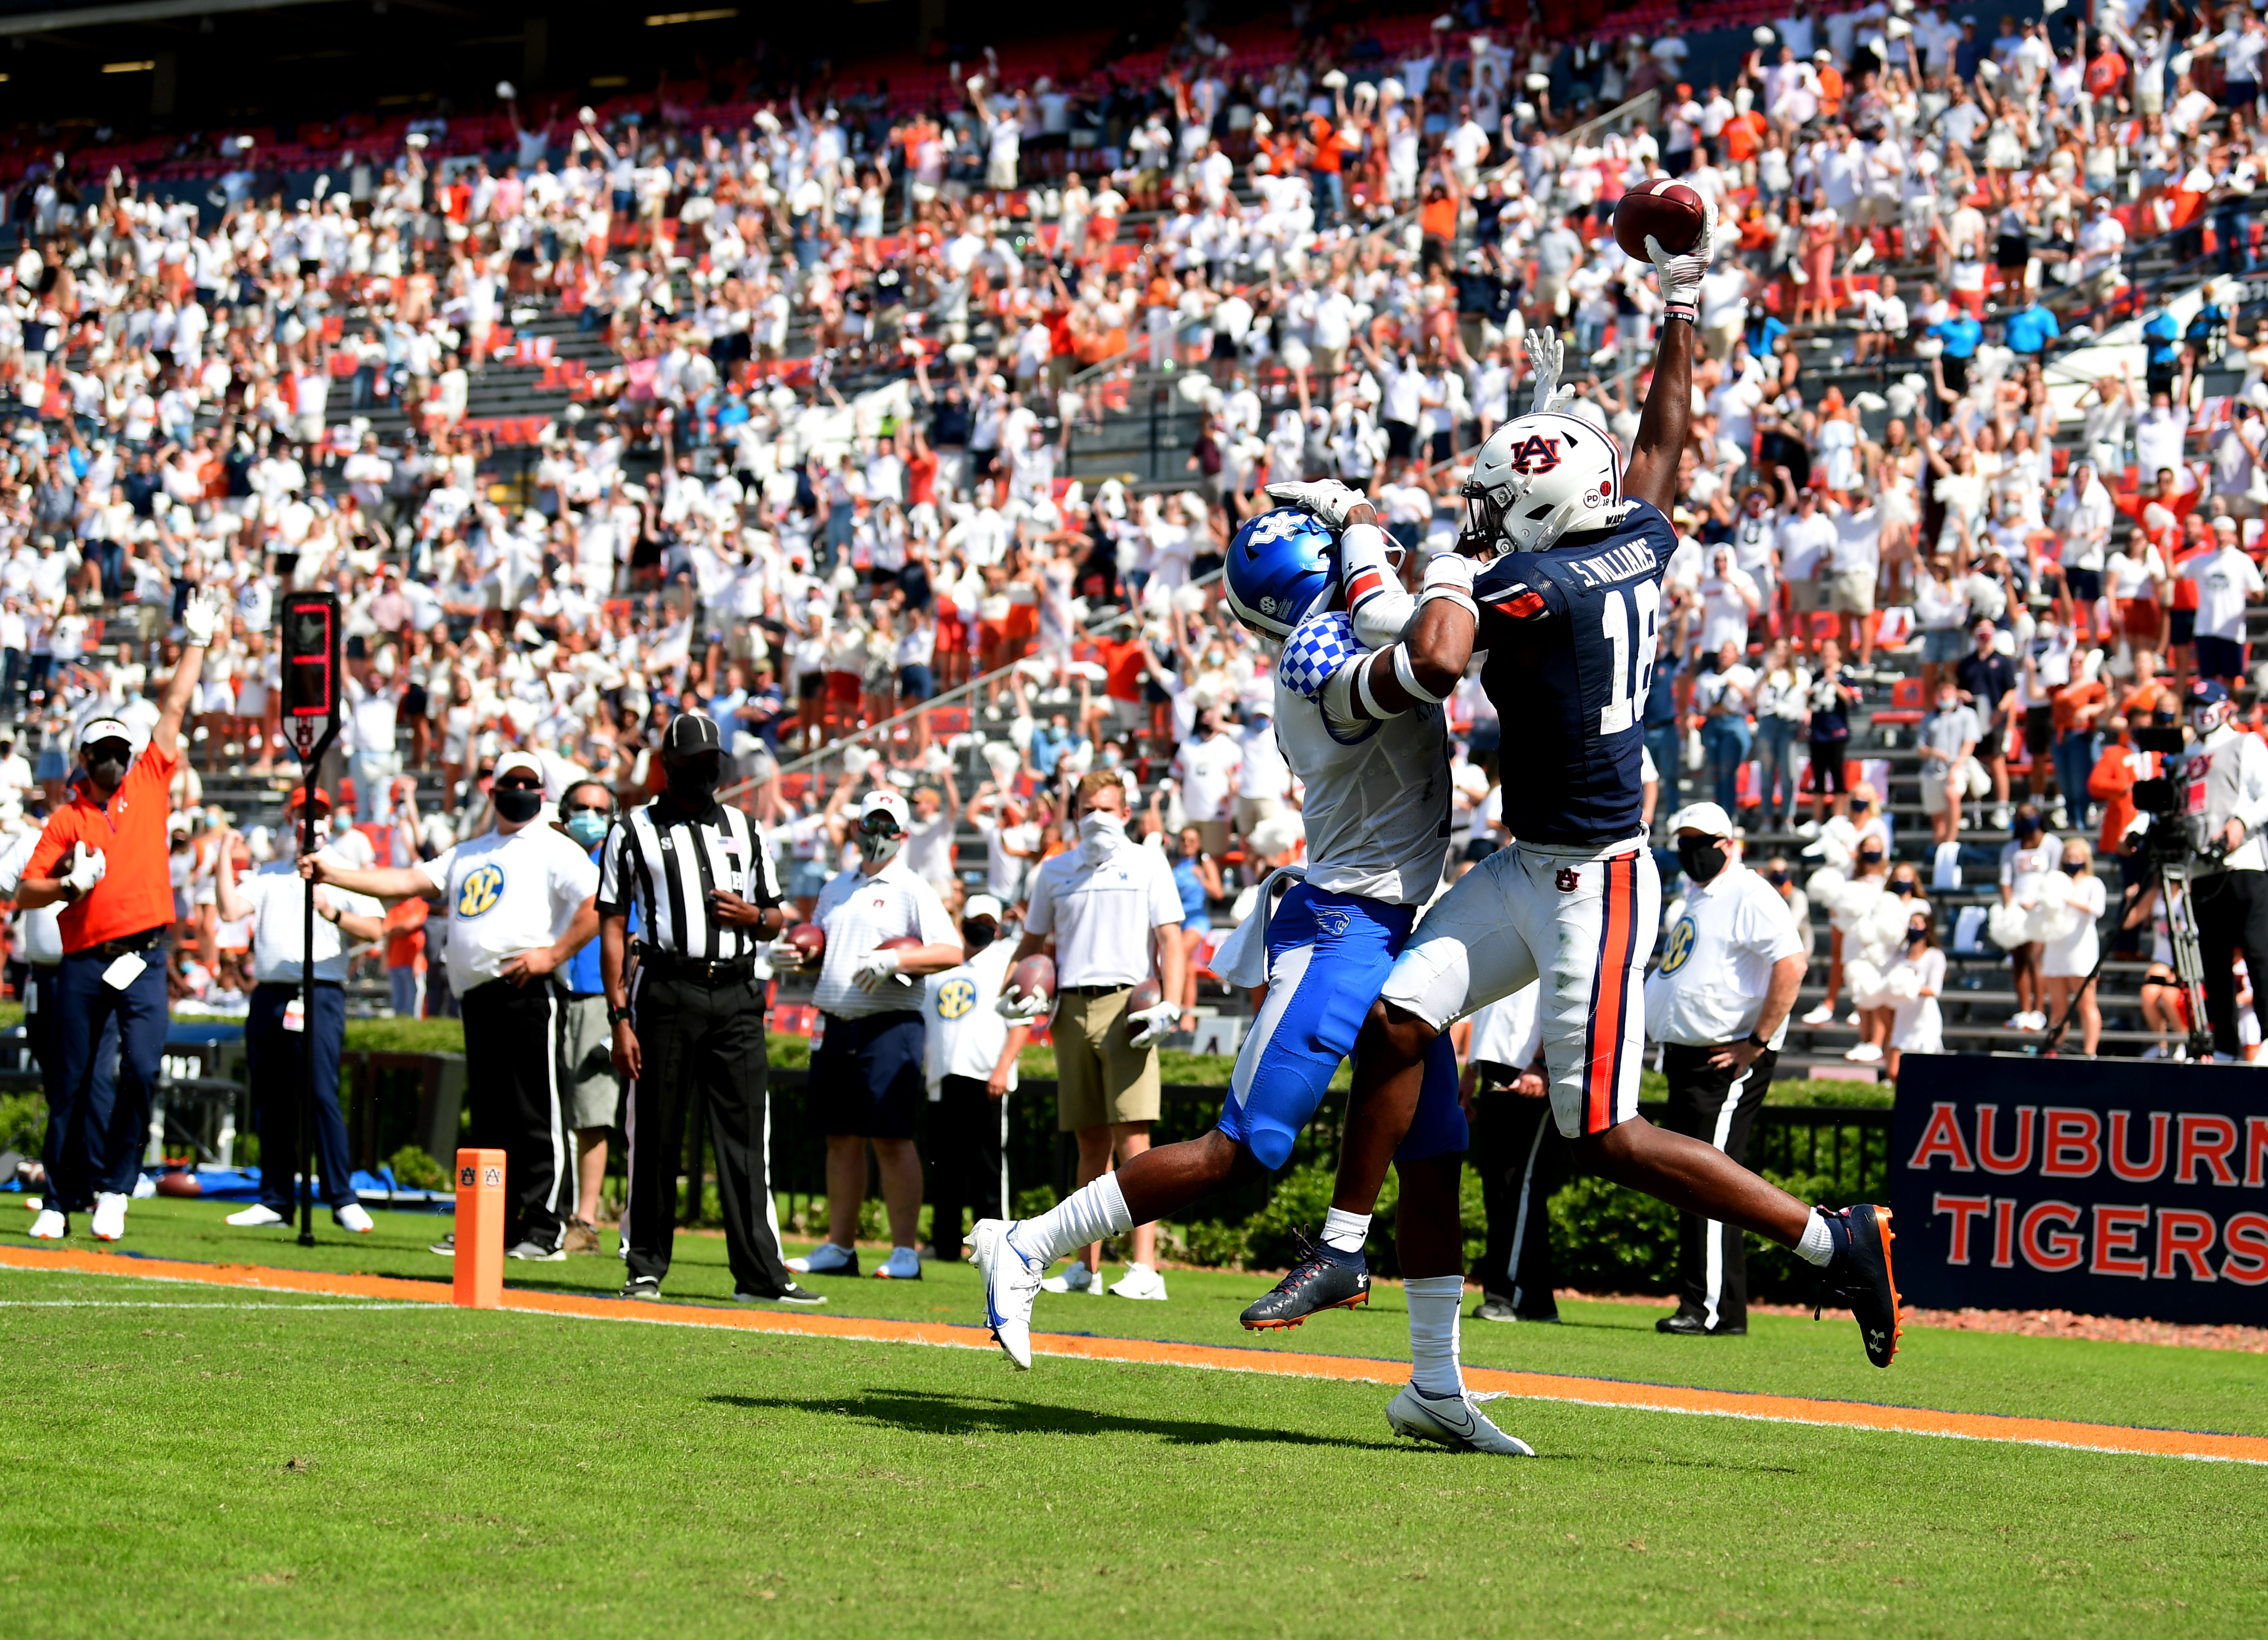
[1052,986,1162,1132]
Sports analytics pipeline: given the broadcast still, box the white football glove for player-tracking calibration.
[995,986,1051,1021]
[1524,326,1575,415]
[851,949,905,993]
[62,842,107,896]
[1263,479,1366,528]
[1645,195,1719,325]
[1126,1000,1181,1049]
[181,585,227,647]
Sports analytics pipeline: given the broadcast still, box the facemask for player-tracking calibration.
[960,917,996,952]
[1764,869,1790,887]
[1676,837,1727,884]
[564,811,611,849]
[1858,849,1885,867]
[1905,928,1928,946]
[2062,859,2087,876]
[1101,748,1121,768]
[85,752,129,791]
[1891,879,1916,897]
[667,761,722,807]
[2014,817,2041,837]
[494,787,543,824]
[1079,810,1126,864]
[856,826,902,867]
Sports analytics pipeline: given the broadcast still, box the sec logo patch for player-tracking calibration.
[1659,914,1697,975]
[935,976,978,1020]
[457,862,505,918]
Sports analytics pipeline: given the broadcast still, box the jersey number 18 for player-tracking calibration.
[1598,583,1662,736]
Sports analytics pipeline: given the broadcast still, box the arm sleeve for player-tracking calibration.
[1340,521,1416,648]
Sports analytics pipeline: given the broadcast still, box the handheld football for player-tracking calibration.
[1128,977,1164,1015]
[786,923,826,967]
[1613,179,1708,262]
[876,934,923,985]
[1006,952,1057,1010]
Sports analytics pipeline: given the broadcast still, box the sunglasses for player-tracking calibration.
[476,767,496,780]
[858,813,902,837]
[495,776,543,792]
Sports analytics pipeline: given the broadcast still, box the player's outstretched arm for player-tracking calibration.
[1621,199,1715,516]
[1323,554,1478,723]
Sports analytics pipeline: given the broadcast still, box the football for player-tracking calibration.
[876,934,923,985]
[1006,952,1057,1010]
[1128,976,1163,1015]
[1613,178,1708,262]
[785,923,826,967]
[155,1170,202,1198]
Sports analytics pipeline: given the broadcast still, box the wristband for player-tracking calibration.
[1746,1030,1771,1051]
[1663,304,1698,326]
[608,1004,633,1026]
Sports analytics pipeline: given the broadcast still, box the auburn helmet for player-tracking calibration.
[1458,412,1627,557]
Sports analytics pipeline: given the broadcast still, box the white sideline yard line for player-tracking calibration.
[0,1299,435,1310]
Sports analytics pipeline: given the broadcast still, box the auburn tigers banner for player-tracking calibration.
[1890,1055,2268,1325]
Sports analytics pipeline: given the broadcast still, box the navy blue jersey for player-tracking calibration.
[1473,500,1674,846]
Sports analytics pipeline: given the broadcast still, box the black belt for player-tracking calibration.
[75,928,167,962]
[1062,982,1134,996]
[637,946,758,984]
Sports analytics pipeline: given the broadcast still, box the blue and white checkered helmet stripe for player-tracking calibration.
[1277,609,1360,700]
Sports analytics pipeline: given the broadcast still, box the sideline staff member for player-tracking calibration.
[789,787,962,1283]
[923,893,1029,1264]
[306,750,599,1259]
[1642,802,1805,1338]
[600,714,817,1303]
[19,586,229,1243]
[214,790,385,1233]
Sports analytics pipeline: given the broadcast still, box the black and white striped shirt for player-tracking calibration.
[596,799,782,962]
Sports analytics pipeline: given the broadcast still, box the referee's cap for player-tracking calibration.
[859,789,910,833]
[78,716,134,751]
[663,712,723,757]
[1670,801,1735,839]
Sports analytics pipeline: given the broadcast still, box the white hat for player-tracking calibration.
[77,717,133,749]
[1670,801,1735,838]
[964,894,1005,923]
[493,750,545,785]
[859,789,911,832]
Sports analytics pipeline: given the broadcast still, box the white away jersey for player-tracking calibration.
[1274,607,1452,905]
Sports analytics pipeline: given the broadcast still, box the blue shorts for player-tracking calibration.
[810,1011,925,1139]
[1216,884,1466,1172]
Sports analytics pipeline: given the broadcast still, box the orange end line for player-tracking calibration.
[8,1244,2263,1466]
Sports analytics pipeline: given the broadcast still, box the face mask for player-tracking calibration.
[2015,817,2041,837]
[85,752,129,791]
[1764,869,1790,887]
[667,760,721,807]
[856,827,902,867]
[1101,748,1121,768]
[564,810,611,849]
[1859,849,1885,867]
[1906,927,1928,946]
[960,917,996,953]
[1676,837,1727,884]
[1891,878,1916,897]
[493,787,543,824]
[1079,809,1126,864]
[2063,859,2087,876]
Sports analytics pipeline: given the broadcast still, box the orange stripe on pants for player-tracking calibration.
[1586,853,1635,1133]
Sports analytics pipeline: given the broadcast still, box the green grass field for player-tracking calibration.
[6,1199,2265,1637]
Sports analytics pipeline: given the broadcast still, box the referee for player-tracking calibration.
[1640,803,1806,1338]
[599,713,818,1304]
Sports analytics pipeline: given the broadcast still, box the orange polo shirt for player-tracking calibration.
[28,736,180,952]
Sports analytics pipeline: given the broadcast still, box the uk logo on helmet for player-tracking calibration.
[1506,435,1563,474]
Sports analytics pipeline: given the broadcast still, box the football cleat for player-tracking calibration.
[971,1217,1044,1370]
[1816,1203,1902,1367]
[1385,1384,1535,1456]
[1239,1230,1370,1330]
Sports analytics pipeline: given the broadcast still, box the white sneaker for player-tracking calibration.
[28,1208,65,1240]
[2141,1043,2166,1060]
[1990,805,2012,829]
[1843,1041,1884,1064]
[226,1204,288,1228]
[1844,1011,1860,1026]
[91,1193,127,1241]
[334,1203,376,1234]
[1795,820,1821,838]
[1800,1002,1836,1026]
[971,1217,1045,1371]
[1109,1262,1169,1301]
[784,1242,859,1276]
[1041,1261,1100,1294]
[1385,1383,1535,1456]
[874,1245,923,1280]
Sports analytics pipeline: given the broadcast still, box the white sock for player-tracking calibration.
[1319,1206,1371,1255]
[1017,1173,1133,1265]
[1405,1275,1467,1398]
[1795,1209,1835,1268]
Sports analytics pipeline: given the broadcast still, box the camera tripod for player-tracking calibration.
[2040,856,2215,1062]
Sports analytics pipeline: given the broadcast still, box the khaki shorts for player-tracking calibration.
[1052,986,1162,1132]
[1830,568,1877,615]
[1234,795,1281,837]
[1790,576,1830,615]
[561,992,622,1131]
[1920,758,1988,816]
[1188,818,1232,857]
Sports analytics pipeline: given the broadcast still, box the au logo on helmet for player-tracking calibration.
[1505,434,1563,474]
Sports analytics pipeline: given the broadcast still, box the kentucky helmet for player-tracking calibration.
[1224,506,1338,639]
[1459,411,1626,557]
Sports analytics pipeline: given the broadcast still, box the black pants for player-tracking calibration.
[1466,1070,1568,1319]
[1660,1042,1778,1332]
[458,978,570,1252]
[2193,870,2268,1059]
[926,1073,1009,1262]
[623,968,794,1295]
[246,981,352,1212]
[22,966,115,1215]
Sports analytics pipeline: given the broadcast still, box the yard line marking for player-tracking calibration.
[6,1244,2262,1466]
[0,1300,434,1310]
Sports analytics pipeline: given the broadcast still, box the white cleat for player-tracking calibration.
[1041,1261,1099,1294]
[333,1203,376,1234]
[971,1217,1044,1371]
[90,1193,128,1242]
[226,1204,289,1228]
[28,1209,65,1240]
[1385,1383,1536,1456]
[1109,1261,1169,1301]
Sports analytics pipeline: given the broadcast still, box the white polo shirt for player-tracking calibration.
[239,855,382,983]
[1023,838,1182,988]
[923,938,1020,1096]
[812,855,959,1019]
[416,822,600,993]
[1644,862,1805,1048]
